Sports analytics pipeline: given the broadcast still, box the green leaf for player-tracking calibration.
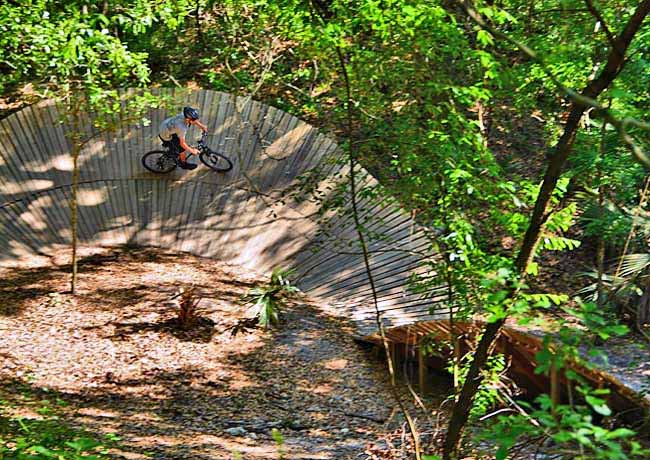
[495,446,509,460]
[30,445,58,457]
[605,428,635,440]
[585,396,612,416]
[476,29,494,46]
[65,437,100,452]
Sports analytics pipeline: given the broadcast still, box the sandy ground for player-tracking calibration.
[0,246,448,460]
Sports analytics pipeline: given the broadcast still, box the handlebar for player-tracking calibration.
[198,131,208,144]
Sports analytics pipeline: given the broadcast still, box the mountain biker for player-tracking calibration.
[159,106,208,170]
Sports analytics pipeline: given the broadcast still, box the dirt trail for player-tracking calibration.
[0,247,437,459]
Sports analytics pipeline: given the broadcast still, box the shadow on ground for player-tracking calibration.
[0,246,438,460]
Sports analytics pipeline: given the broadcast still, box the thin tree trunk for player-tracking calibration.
[70,105,81,294]
[195,0,203,44]
[442,2,650,458]
[596,190,606,306]
[638,282,650,326]
[596,112,608,308]
[447,267,460,397]
[309,0,423,456]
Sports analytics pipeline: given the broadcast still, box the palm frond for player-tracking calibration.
[617,253,650,279]
[244,267,299,329]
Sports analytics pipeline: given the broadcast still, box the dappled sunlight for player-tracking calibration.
[0,242,50,268]
[52,153,74,171]
[303,382,334,395]
[322,358,348,370]
[20,153,72,173]
[211,114,239,140]
[0,88,432,349]
[0,178,54,195]
[262,122,312,160]
[56,226,72,242]
[78,187,108,206]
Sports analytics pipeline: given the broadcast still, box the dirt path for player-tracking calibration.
[0,246,430,459]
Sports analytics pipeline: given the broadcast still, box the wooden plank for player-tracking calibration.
[5,201,47,253]
[125,178,140,245]
[159,179,177,249]
[100,180,127,246]
[34,104,70,188]
[0,206,40,262]
[175,181,201,253]
[241,100,270,172]
[256,111,295,191]
[233,95,257,176]
[203,186,251,259]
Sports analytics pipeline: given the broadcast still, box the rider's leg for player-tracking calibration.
[170,134,183,158]
[170,134,196,169]
[177,149,197,169]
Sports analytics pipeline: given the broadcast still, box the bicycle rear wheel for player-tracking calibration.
[200,150,233,172]
[142,150,177,173]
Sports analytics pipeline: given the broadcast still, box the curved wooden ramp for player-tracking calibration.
[0,89,445,336]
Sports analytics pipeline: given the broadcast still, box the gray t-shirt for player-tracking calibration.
[159,113,189,141]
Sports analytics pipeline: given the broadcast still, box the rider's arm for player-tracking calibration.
[194,120,208,133]
[179,135,199,155]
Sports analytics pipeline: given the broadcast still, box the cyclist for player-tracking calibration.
[159,106,208,170]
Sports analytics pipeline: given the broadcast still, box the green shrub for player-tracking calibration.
[245,268,299,328]
[0,395,118,460]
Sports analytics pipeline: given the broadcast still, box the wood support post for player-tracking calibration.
[418,340,427,393]
[389,341,397,375]
[453,335,460,397]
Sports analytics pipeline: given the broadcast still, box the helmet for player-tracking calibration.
[183,106,199,120]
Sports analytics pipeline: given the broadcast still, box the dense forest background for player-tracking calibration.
[2,1,650,459]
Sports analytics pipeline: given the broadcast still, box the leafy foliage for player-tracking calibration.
[245,268,299,328]
[457,352,509,419]
[0,390,118,460]
[483,392,650,460]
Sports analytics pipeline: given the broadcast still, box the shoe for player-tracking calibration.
[178,160,197,170]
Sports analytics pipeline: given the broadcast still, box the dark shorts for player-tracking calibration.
[160,134,182,154]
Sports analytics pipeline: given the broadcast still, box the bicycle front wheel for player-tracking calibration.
[142,150,177,173]
[200,150,233,173]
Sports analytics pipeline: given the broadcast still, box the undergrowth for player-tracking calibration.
[0,384,119,460]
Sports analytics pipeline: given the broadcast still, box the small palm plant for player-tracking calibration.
[246,268,299,328]
[175,286,204,329]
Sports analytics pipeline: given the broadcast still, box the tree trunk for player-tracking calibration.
[442,2,650,458]
[70,106,81,295]
[638,282,650,326]
[596,112,608,308]
[195,0,203,44]
[447,268,460,397]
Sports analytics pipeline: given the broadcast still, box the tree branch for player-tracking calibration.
[443,1,650,458]
[457,0,650,169]
[584,0,618,50]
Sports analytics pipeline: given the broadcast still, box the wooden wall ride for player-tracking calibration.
[0,89,444,336]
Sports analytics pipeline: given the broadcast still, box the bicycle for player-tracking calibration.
[142,132,233,174]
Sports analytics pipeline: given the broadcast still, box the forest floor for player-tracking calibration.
[0,246,451,460]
